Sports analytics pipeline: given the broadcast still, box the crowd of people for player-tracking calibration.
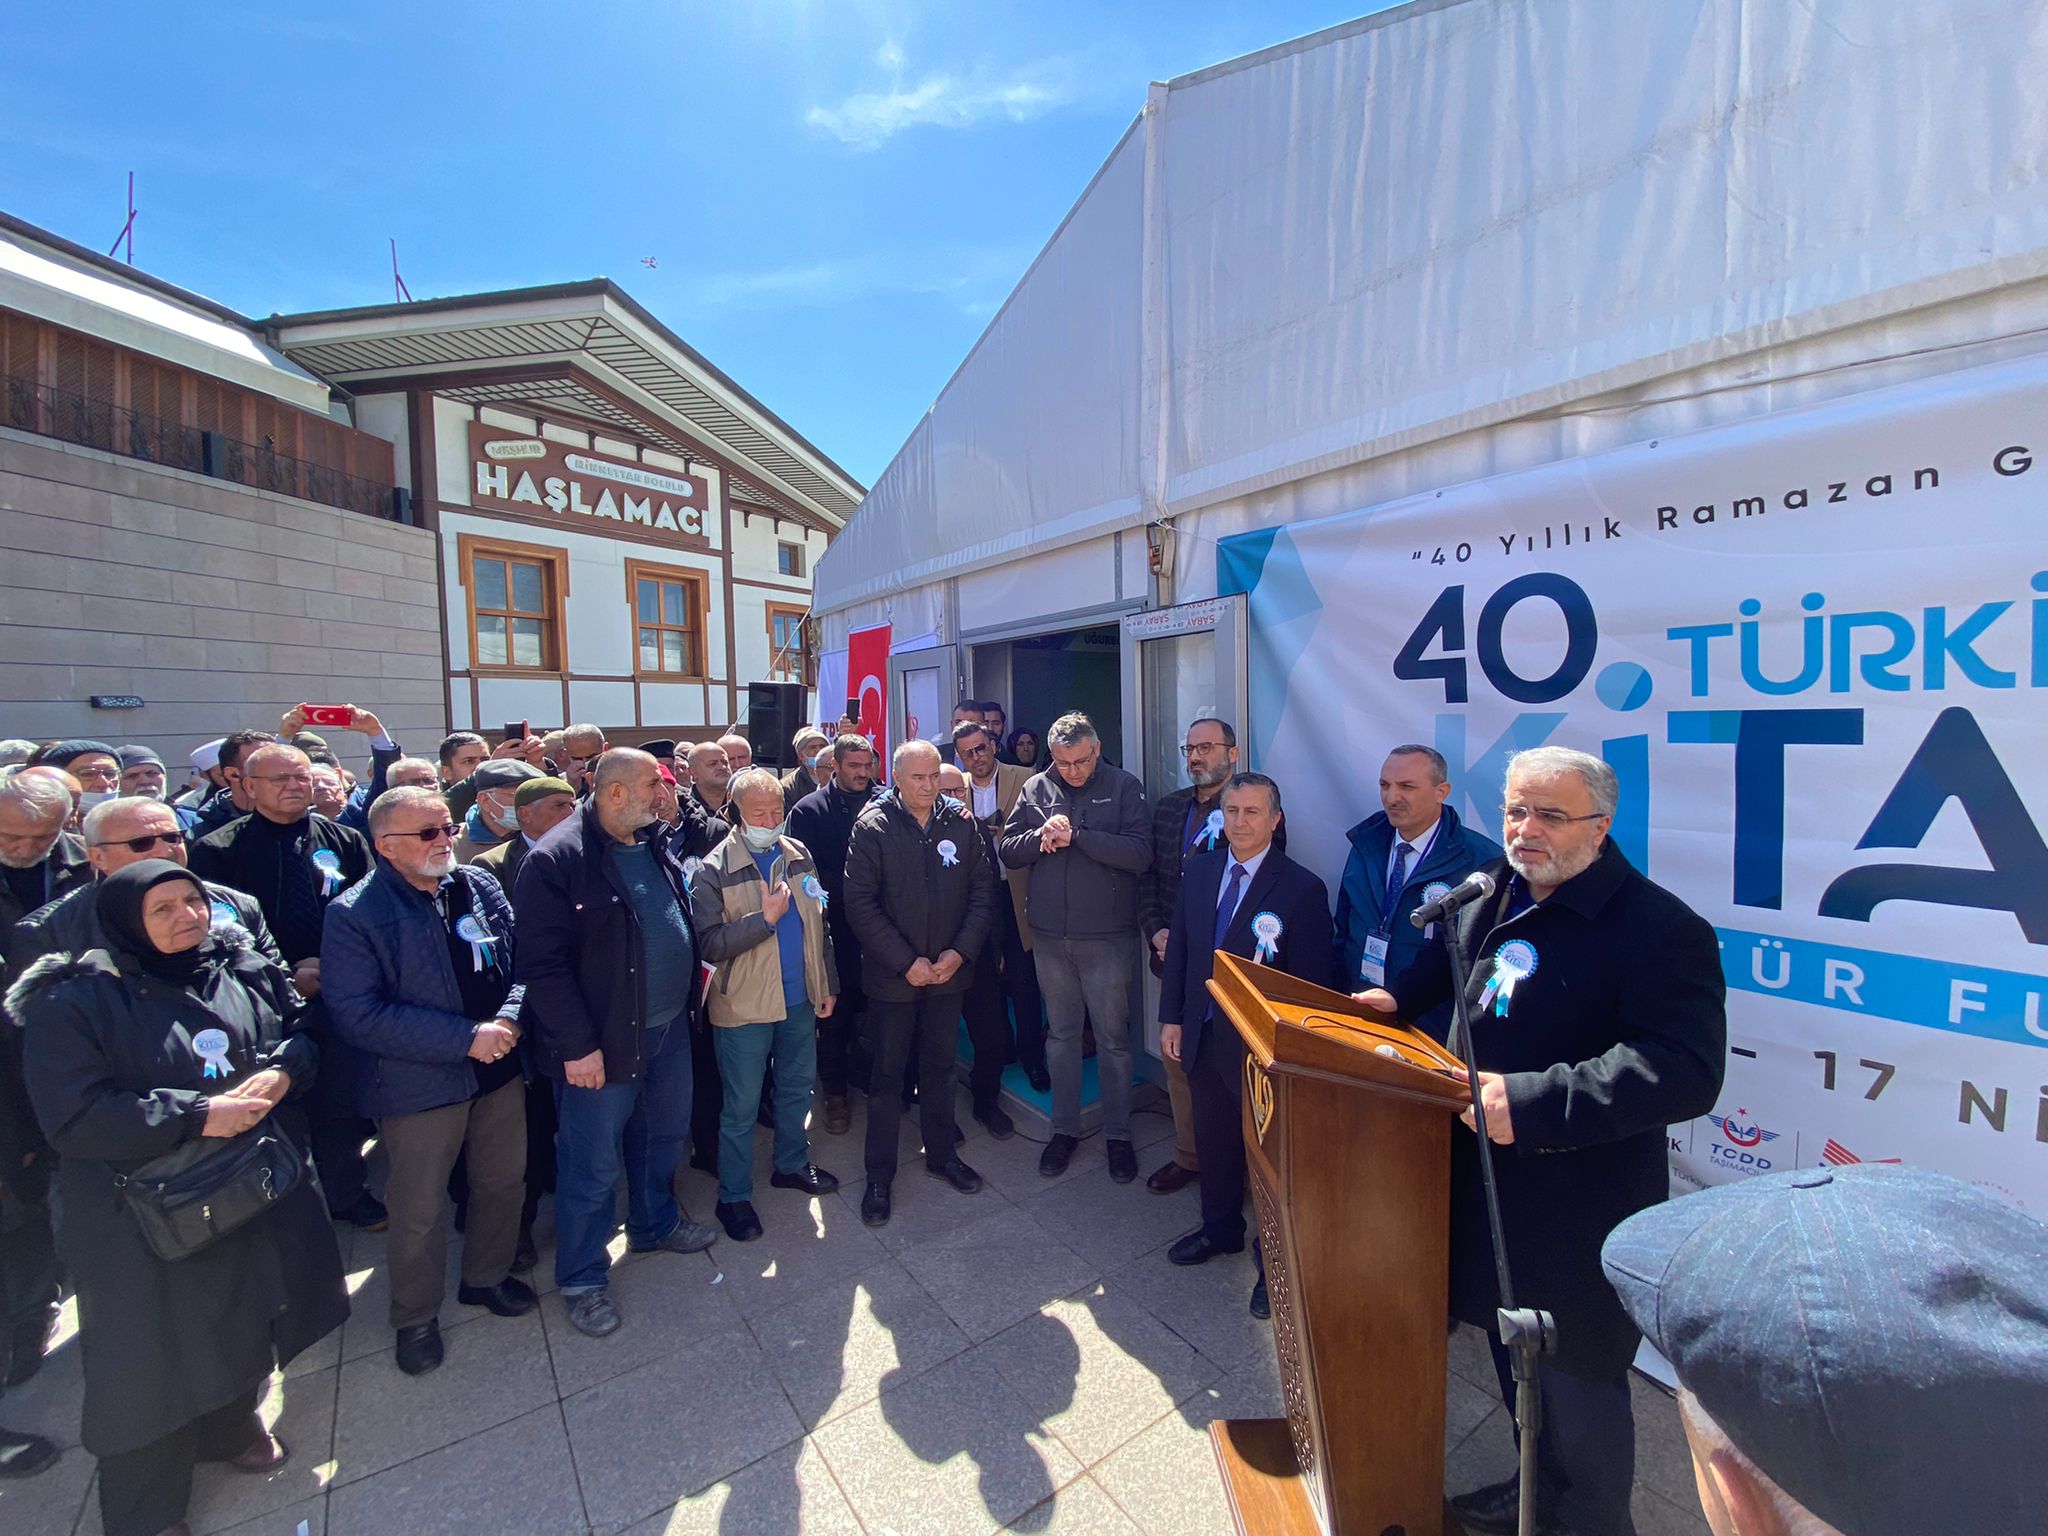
[0,707,2041,1536]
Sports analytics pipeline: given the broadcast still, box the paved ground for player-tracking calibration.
[2,1085,1710,1535]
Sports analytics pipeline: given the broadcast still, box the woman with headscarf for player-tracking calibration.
[6,861,347,1536]
[1005,728,1041,769]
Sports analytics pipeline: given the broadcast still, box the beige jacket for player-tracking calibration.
[687,831,838,1026]
[968,761,1035,950]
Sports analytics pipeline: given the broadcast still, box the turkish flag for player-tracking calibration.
[846,623,891,774]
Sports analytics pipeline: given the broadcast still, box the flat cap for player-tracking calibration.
[514,776,574,808]
[471,759,544,792]
[640,739,678,759]
[1602,1164,2048,1536]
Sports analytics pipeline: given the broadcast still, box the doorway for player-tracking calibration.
[971,623,1125,764]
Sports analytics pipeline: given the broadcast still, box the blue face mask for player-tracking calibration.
[742,819,785,852]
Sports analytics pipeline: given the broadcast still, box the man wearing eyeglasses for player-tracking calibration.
[190,743,382,1228]
[1354,745,1726,1536]
[1137,717,1271,1195]
[323,786,535,1376]
[7,796,282,988]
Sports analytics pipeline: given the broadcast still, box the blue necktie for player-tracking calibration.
[1382,841,1413,927]
[1215,861,1246,950]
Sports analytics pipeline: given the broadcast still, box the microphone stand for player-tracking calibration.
[1439,916,1555,1536]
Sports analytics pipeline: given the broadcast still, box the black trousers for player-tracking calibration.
[305,1007,372,1212]
[865,994,961,1180]
[1000,904,1046,1076]
[961,941,1012,1109]
[1188,1015,1251,1246]
[1486,1339,1638,1536]
[689,1019,723,1166]
[817,975,863,1098]
[98,1385,262,1536]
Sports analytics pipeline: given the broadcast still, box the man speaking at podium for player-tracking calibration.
[1158,772,1335,1320]
[1356,746,1725,1536]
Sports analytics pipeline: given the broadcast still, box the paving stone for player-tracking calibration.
[328,1404,583,1536]
[337,1226,532,1364]
[1005,1472,1145,1534]
[1634,1485,1712,1536]
[1090,1375,1270,1536]
[563,1325,804,1533]
[2,1329,84,1448]
[1445,1367,1500,1453]
[829,1134,1021,1257]
[749,1258,970,1429]
[1104,1245,1271,1380]
[1016,1160,1204,1273]
[331,1310,555,1486]
[213,1494,327,1536]
[539,1244,739,1399]
[980,1282,1220,1467]
[970,1122,1110,1203]
[1448,1320,1499,1390]
[705,1174,890,1322]
[899,1208,1100,1343]
[813,1347,1081,1536]
[618,1438,861,1536]
[0,1434,92,1536]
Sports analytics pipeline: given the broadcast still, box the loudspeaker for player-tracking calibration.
[746,681,807,771]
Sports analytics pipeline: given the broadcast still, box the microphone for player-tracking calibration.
[1409,870,1495,929]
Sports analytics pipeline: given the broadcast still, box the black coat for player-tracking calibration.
[0,831,91,932]
[0,833,94,1193]
[7,877,283,997]
[843,792,997,1003]
[998,762,1152,939]
[513,802,701,1082]
[788,783,882,994]
[7,933,348,1456]
[187,812,372,965]
[1160,847,1337,1064]
[1391,840,1727,1378]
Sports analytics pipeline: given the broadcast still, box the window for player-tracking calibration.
[457,534,566,672]
[777,541,804,578]
[628,560,710,678]
[766,603,809,684]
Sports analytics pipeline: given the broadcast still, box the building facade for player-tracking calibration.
[0,213,442,767]
[270,286,862,754]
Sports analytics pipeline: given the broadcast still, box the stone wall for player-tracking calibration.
[0,426,446,775]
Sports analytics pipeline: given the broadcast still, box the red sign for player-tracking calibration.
[847,624,891,775]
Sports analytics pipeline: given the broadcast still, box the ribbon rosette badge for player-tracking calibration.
[1199,809,1224,849]
[803,874,828,909]
[209,898,239,930]
[1250,911,1283,963]
[936,839,959,868]
[311,846,343,895]
[455,913,497,973]
[682,856,704,883]
[1478,938,1538,1017]
[193,1026,234,1080]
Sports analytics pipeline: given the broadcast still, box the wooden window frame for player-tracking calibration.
[776,540,805,578]
[455,532,569,674]
[626,558,712,682]
[765,601,810,685]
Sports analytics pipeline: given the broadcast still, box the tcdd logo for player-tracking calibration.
[1707,1108,1782,1174]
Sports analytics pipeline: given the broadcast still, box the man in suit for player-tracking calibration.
[1360,745,1726,1536]
[953,721,1044,1097]
[1158,771,1335,1320]
[1333,743,1502,1040]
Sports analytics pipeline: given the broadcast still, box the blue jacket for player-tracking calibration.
[320,861,523,1119]
[1333,804,1503,1038]
[1161,846,1337,1065]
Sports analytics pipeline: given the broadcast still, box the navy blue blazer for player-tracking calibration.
[1159,845,1337,1063]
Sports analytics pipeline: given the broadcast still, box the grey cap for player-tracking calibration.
[1602,1164,2048,1536]
[470,760,545,792]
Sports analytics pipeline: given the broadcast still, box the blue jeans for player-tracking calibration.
[552,1020,693,1292]
[712,1003,816,1203]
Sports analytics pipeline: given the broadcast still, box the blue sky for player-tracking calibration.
[0,1,1390,488]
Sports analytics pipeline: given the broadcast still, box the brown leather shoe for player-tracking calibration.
[228,1431,289,1473]
[1146,1159,1198,1194]
[823,1095,851,1136]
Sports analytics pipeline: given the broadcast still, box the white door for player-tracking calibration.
[888,647,957,779]
[1118,595,1251,1056]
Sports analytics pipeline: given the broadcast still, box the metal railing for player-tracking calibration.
[4,375,399,521]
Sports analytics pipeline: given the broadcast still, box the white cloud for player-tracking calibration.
[693,245,1033,314]
[874,38,905,72]
[806,57,1077,150]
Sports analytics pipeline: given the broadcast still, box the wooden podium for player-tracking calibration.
[1204,953,1471,1536]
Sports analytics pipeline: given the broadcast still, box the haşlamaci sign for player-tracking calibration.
[469,424,711,543]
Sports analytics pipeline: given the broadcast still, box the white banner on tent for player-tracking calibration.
[1222,353,2048,1211]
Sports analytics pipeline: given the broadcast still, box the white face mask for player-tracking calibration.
[78,789,116,813]
[485,799,520,833]
[741,819,785,852]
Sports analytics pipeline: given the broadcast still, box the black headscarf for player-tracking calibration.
[95,859,215,986]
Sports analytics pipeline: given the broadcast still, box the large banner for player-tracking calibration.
[1220,354,2048,1211]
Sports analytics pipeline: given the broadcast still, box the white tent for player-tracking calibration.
[815,0,2048,637]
